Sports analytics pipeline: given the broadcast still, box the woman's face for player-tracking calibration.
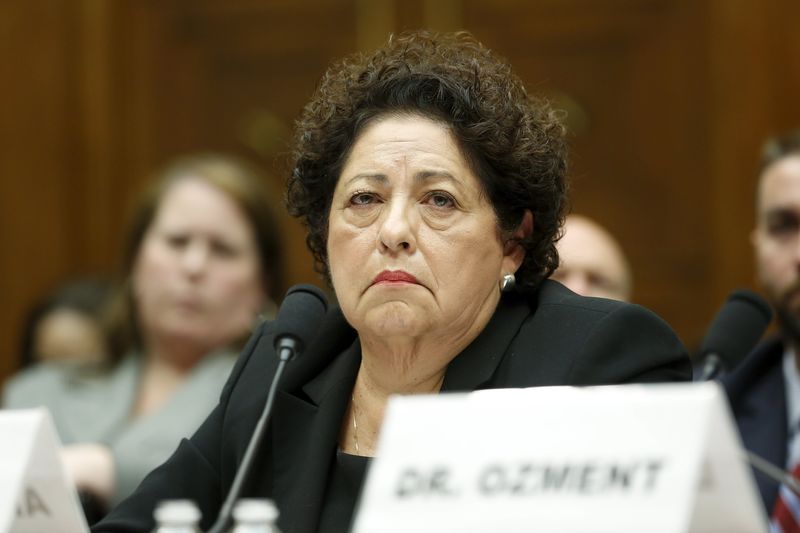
[34,309,106,364]
[327,114,523,342]
[132,178,264,355]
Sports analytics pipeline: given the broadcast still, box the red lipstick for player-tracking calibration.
[372,270,419,285]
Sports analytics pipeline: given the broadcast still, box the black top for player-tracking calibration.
[317,450,370,533]
[93,281,690,533]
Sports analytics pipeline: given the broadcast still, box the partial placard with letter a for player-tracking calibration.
[0,408,88,533]
[352,382,767,533]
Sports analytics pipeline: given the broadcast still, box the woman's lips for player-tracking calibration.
[372,270,420,285]
[175,298,203,312]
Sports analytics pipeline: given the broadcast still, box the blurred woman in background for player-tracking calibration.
[14,277,113,368]
[3,153,284,514]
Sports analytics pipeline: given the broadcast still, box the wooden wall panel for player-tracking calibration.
[707,0,800,325]
[456,0,715,346]
[0,3,85,381]
[106,0,363,294]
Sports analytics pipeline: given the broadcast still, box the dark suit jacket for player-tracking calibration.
[94,281,690,533]
[722,336,787,514]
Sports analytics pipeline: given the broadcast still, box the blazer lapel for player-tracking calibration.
[725,337,788,512]
[736,354,787,512]
[442,292,532,392]
[270,340,361,533]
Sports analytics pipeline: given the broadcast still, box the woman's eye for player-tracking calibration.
[424,192,456,209]
[349,192,378,206]
[166,234,189,248]
[211,240,237,258]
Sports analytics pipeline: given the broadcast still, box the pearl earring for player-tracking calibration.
[500,273,516,292]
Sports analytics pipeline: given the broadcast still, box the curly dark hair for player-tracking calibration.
[287,30,568,293]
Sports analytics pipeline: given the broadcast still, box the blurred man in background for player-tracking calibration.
[723,129,800,521]
[551,214,632,301]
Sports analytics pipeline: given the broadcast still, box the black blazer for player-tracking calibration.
[94,281,690,533]
[722,336,787,514]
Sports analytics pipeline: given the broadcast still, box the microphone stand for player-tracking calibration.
[744,451,800,496]
[698,354,724,381]
[698,360,800,497]
[206,346,294,533]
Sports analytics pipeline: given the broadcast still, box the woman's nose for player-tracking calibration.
[378,200,416,254]
[181,242,210,276]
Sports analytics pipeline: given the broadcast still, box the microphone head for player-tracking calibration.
[272,284,329,355]
[699,289,773,371]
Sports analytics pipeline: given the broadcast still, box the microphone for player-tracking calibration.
[698,289,773,381]
[694,291,798,496]
[208,284,328,533]
[273,284,329,363]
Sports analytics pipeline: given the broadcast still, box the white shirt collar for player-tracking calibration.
[782,346,800,464]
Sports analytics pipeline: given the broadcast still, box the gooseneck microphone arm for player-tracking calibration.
[207,357,290,533]
[207,284,328,533]
[699,353,725,382]
[744,451,800,496]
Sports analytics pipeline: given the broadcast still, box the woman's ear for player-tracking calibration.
[503,210,533,272]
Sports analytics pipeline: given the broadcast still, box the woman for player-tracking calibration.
[5,153,283,511]
[94,32,690,532]
[13,277,113,367]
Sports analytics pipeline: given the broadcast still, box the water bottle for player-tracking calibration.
[152,499,202,533]
[229,498,282,533]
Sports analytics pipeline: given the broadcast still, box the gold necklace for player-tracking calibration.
[351,394,360,454]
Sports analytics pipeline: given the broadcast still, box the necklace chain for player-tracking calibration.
[351,394,359,454]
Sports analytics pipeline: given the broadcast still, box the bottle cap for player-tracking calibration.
[154,499,202,525]
[232,499,279,523]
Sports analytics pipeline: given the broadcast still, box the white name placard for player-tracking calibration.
[352,382,767,533]
[0,409,88,533]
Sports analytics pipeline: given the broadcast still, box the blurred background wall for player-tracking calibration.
[2,0,799,383]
